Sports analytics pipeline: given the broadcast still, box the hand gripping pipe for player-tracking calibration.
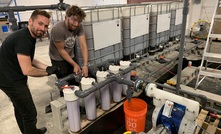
[55,58,122,89]
[55,73,82,90]
[75,64,137,98]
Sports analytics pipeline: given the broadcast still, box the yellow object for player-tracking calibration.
[167,80,176,86]
[191,19,210,39]
[124,131,132,134]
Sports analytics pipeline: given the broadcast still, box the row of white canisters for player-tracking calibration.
[62,60,131,133]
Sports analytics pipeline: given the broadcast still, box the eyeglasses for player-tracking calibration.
[69,16,82,24]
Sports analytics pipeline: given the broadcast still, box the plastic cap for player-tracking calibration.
[80,77,95,90]
[96,71,109,82]
[109,65,121,74]
[63,86,80,101]
[120,60,131,69]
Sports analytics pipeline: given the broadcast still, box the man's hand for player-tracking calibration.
[46,66,60,75]
[82,66,88,77]
[73,64,81,75]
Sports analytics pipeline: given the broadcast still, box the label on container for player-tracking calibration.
[162,100,174,118]
[126,118,137,131]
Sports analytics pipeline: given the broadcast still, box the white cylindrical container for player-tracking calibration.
[63,86,81,132]
[109,65,122,102]
[120,61,131,95]
[96,71,110,111]
[80,77,96,120]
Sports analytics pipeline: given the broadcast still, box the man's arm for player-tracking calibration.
[54,41,81,74]
[78,34,88,77]
[32,59,48,70]
[17,54,48,77]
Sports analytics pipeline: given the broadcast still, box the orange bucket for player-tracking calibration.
[123,98,147,133]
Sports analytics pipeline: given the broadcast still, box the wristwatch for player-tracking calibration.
[83,64,89,67]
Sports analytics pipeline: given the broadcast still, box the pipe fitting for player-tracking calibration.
[75,77,115,98]
[55,73,82,90]
[134,79,145,91]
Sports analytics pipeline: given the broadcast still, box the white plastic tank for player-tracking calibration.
[121,4,150,61]
[75,6,123,66]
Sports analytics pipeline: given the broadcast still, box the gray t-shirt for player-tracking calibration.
[49,21,84,61]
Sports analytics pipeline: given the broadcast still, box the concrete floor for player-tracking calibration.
[0,38,62,134]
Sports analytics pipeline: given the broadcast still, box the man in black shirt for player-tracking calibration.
[0,10,59,134]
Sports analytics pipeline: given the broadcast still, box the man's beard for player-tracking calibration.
[32,29,45,38]
[67,21,77,31]
[30,25,45,38]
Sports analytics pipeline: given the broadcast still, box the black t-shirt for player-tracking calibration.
[0,27,36,88]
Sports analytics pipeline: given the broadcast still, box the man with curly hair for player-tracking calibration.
[49,5,88,96]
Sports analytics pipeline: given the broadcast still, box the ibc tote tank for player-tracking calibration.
[75,5,123,66]
[143,1,172,54]
[169,1,184,42]
[121,4,151,61]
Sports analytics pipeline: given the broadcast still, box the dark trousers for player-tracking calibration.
[51,59,79,96]
[1,84,39,134]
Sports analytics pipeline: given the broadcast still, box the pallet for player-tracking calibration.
[196,109,221,134]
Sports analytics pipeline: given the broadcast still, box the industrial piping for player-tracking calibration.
[55,59,221,114]
[0,0,70,31]
[88,58,122,77]
[75,64,137,98]
[55,59,137,97]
